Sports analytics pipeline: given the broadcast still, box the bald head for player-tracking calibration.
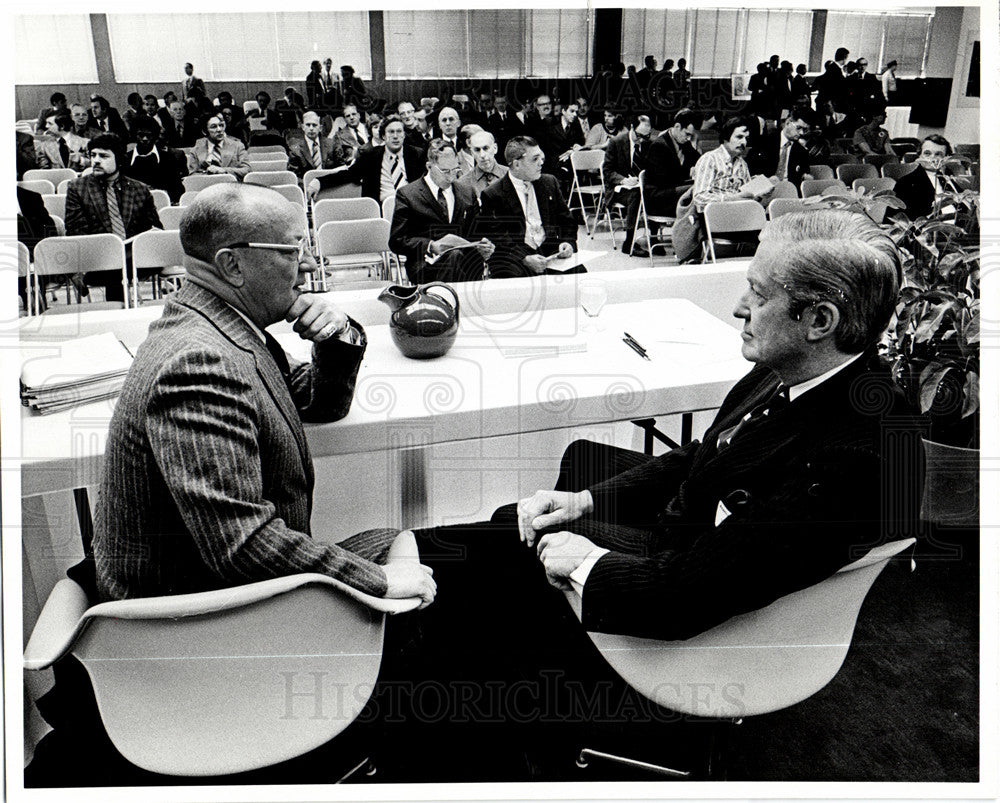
[437,106,460,138]
[468,130,499,171]
[302,110,321,140]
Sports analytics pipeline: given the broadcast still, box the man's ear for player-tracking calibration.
[213,249,245,287]
[805,300,840,342]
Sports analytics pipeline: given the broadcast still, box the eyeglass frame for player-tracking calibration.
[218,240,312,261]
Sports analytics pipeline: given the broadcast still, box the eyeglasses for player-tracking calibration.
[220,241,310,261]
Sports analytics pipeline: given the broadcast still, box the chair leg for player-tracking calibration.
[575,748,690,779]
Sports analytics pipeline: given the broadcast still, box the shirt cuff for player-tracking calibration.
[569,547,610,597]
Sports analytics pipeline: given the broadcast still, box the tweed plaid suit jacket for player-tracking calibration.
[64,173,162,238]
[93,282,397,601]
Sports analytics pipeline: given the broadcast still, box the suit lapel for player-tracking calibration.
[415,178,447,222]
[500,175,526,225]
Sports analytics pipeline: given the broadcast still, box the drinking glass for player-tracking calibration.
[579,279,607,332]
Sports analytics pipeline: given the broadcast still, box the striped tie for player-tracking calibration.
[390,154,405,189]
[106,182,126,239]
[209,143,222,166]
[310,140,322,169]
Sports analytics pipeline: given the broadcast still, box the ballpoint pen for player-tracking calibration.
[622,337,651,360]
[623,332,649,354]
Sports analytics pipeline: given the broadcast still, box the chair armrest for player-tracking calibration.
[24,579,92,670]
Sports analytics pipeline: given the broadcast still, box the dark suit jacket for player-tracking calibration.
[65,173,162,238]
[749,131,812,188]
[94,108,129,141]
[160,113,200,148]
[317,144,426,201]
[485,111,524,158]
[389,178,484,283]
[478,173,577,278]
[579,351,922,640]
[644,132,699,201]
[17,186,57,256]
[122,147,188,203]
[287,136,342,177]
[92,277,398,601]
[538,117,584,175]
[602,131,645,188]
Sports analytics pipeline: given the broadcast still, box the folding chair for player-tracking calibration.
[767,198,809,219]
[56,179,73,195]
[132,229,186,298]
[567,149,607,236]
[862,154,899,170]
[315,219,402,289]
[18,241,35,316]
[149,189,172,210]
[19,179,56,196]
[270,184,306,205]
[244,170,298,188]
[381,194,396,223]
[800,178,847,198]
[24,168,77,187]
[313,198,381,230]
[853,177,896,195]
[243,100,261,116]
[41,194,66,220]
[826,153,860,168]
[50,215,66,236]
[182,174,237,193]
[627,169,675,265]
[33,234,132,310]
[836,163,878,184]
[807,164,835,180]
[246,145,287,159]
[769,180,799,199]
[882,162,918,180]
[703,200,766,263]
[178,191,201,207]
[247,158,289,173]
[157,206,186,230]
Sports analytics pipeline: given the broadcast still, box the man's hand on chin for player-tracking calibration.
[285,294,351,342]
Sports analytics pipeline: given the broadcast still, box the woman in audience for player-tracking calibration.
[584,109,623,150]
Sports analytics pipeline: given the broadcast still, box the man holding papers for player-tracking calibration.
[388,138,494,283]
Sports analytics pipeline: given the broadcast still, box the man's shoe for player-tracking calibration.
[70,273,90,298]
[630,246,652,258]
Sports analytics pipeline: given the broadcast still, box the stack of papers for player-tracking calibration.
[21,333,134,414]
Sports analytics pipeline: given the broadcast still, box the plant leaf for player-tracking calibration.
[918,363,952,413]
[961,371,979,417]
[913,302,952,343]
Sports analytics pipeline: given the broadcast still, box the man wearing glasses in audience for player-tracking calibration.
[187,113,251,179]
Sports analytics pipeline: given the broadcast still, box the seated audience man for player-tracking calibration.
[184,84,216,125]
[407,210,921,770]
[748,106,813,189]
[521,94,553,140]
[454,130,508,199]
[216,91,246,128]
[478,135,584,278]
[141,94,163,136]
[92,182,436,603]
[288,110,341,177]
[64,133,162,301]
[274,87,305,129]
[123,117,188,203]
[332,103,370,164]
[601,114,654,254]
[161,98,199,147]
[70,103,101,140]
[891,134,961,220]
[691,115,770,212]
[35,91,69,133]
[247,90,283,130]
[219,106,249,147]
[187,113,251,179]
[389,139,495,284]
[456,123,484,176]
[431,106,461,152]
[538,99,585,189]
[852,110,895,156]
[89,95,129,140]
[397,100,428,151]
[122,92,145,140]
[486,93,523,159]
[35,109,90,170]
[309,114,425,203]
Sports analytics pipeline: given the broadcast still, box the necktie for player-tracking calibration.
[482,170,493,186]
[209,143,222,166]
[105,181,126,239]
[390,154,405,188]
[58,138,70,168]
[436,187,450,221]
[716,383,789,452]
[310,139,322,169]
[263,332,293,394]
[523,185,545,249]
[777,141,791,181]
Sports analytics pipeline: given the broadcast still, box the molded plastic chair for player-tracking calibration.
[807,164,835,180]
[862,154,899,170]
[315,218,401,288]
[826,153,860,168]
[24,167,77,187]
[19,179,56,196]
[243,100,261,116]
[567,149,607,236]
[769,180,799,199]
[24,539,422,777]
[154,206,186,230]
[56,179,73,195]
[882,162,919,180]
[246,145,287,158]
[178,191,201,207]
[313,197,381,230]
[767,198,809,219]
[800,178,847,198]
[50,215,66,236]
[18,241,35,316]
[133,229,186,297]
[247,158,289,173]
[270,184,306,206]
[853,177,896,195]
[702,200,766,263]
[33,234,131,309]
[565,538,915,778]
[41,194,66,220]
[836,163,878,184]
[244,170,298,188]
[149,189,172,210]
[381,193,396,223]
[182,173,238,192]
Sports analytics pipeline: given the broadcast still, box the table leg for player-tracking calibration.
[398,445,430,529]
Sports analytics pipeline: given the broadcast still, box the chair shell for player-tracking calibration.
[178,191,201,206]
[807,164,835,180]
[702,200,766,263]
[800,178,847,198]
[270,184,306,205]
[381,193,396,223]
[246,145,287,158]
[243,100,262,116]
[836,163,878,184]
[882,162,919,180]
[41,194,66,220]
[315,218,401,288]
[182,174,238,192]
[313,197,382,229]
[33,234,131,308]
[155,206,186,230]
[57,179,73,195]
[769,180,799,199]
[19,179,56,196]
[767,198,809,219]
[247,158,290,173]
[149,189,172,210]
[853,177,896,195]
[24,168,77,187]
[244,171,298,188]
